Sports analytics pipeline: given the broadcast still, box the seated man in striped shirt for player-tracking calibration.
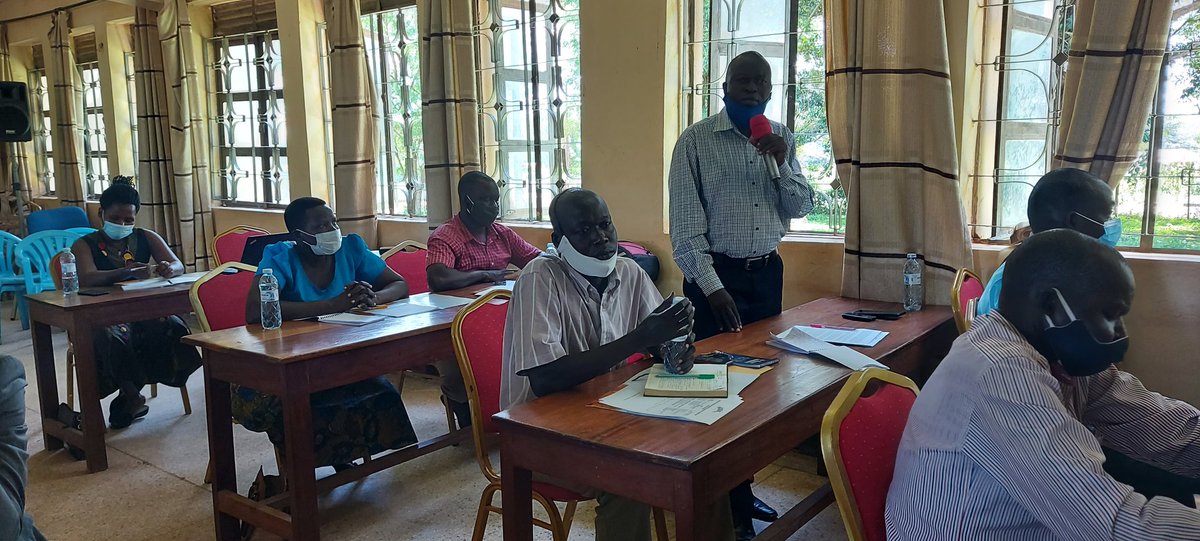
[426,171,544,428]
[886,229,1200,540]
[500,189,734,541]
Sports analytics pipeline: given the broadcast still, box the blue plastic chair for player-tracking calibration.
[27,207,91,234]
[16,230,86,329]
[0,232,26,343]
[66,227,97,236]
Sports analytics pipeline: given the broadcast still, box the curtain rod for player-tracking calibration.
[0,0,100,25]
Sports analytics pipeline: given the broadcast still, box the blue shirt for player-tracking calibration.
[975,262,1004,316]
[256,234,386,303]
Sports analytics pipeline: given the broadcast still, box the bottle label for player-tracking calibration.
[61,262,76,275]
[904,274,922,286]
[260,289,278,302]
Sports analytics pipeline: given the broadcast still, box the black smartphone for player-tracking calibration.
[78,289,109,296]
[695,351,778,368]
[842,312,876,322]
[853,309,906,320]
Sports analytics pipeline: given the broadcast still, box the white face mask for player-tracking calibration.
[556,234,617,277]
[300,228,342,256]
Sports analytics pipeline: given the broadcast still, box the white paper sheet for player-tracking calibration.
[116,271,208,291]
[600,378,742,425]
[768,327,888,371]
[317,312,385,326]
[410,293,475,309]
[795,325,888,347]
[364,302,441,318]
[473,281,516,296]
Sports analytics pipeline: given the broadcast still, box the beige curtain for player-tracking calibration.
[419,0,480,228]
[133,10,178,253]
[1053,0,1174,186]
[158,0,215,271]
[325,0,379,246]
[47,10,87,208]
[826,0,971,305]
[0,24,35,233]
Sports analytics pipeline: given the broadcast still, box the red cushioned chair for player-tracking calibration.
[951,268,984,334]
[190,262,272,484]
[453,290,667,541]
[381,240,430,295]
[821,367,920,541]
[211,225,268,266]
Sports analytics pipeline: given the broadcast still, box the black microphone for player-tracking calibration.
[749,114,780,180]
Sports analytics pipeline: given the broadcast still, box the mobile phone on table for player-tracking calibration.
[695,351,778,368]
[78,289,109,296]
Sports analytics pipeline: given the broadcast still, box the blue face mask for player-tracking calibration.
[1099,218,1122,247]
[103,220,135,240]
[722,95,769,135]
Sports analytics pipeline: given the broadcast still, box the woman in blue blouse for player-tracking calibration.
[240,197,416,470]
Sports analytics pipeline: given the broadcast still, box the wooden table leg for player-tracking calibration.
[500,438,533,541]
[69,324,108,472]
[672,478,719,541]
[30,320,62,451]
[204,364,240,541]
[281,368,319,541]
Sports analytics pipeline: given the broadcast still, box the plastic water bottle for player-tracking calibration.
[59,249,78,297]
[903,253,923,312]
[259,268,281,330]
[545,242,558,257]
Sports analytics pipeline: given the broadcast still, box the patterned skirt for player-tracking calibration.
[230,377,418,467]
[92,315,203,398]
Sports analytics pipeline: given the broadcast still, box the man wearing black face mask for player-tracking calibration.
[886,229,1200,540]
[669,50,814,537]
[426,172,544,428]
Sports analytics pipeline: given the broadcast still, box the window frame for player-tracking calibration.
[680,0,843,237]
[77,60,110,199]
[206,29,289,209]
[28,69,55,197]
[472,0,583,223]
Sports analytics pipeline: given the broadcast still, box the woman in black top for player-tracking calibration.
[69,178,201,428]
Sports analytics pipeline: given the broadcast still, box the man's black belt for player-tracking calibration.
[710,251,776,272]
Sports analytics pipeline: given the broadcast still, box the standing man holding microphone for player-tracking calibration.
[668,51,815,540]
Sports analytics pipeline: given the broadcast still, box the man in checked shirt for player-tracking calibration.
[886,229,1200,540]
[669,51,816,540]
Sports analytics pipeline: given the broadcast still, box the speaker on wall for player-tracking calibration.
[0,81,32,143]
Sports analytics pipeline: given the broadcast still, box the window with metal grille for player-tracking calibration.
[206,30,289,207]
[28,67,55,196]
[681,0,841,235]
[361,5,426,217]
[976,0,1200,251]
[473,0,582,223]
[124,52,139,173]
[77,61,110,198]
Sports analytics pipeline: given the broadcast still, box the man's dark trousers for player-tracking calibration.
[683,251,784,527]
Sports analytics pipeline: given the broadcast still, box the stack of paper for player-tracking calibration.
[644,364,728,398]
[597,366,766,425]
[317,312,385,326]
[116,271,208,291]
[768,327,886,371]
[794,325,888,347]
[356,293,474,318]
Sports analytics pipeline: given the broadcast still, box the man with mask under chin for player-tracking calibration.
[669,50,814,537]
[886,229,1200,540]
[500,189,736,541]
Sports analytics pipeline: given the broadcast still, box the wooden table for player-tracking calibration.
[496,297,957,541]
[183,290,487,541]
[27,284,196,473]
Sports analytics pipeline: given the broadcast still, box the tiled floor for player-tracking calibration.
[5,301,849,540]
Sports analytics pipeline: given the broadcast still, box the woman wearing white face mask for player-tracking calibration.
[237,197,417,474]
[69,177,201,429]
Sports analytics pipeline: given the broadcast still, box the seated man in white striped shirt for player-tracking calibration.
[500,189,734,541]
[886,229,1200,540]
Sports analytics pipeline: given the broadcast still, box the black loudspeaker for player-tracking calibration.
[0,81,32,143]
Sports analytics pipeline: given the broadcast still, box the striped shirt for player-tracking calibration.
[886,313,1200,540]
[668,110,815,295]
[500,255,662,410]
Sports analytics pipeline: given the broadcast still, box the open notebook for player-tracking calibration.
[643,363,728,398]
[115,271,208,291]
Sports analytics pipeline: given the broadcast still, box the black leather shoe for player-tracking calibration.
[751,495,779,522]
